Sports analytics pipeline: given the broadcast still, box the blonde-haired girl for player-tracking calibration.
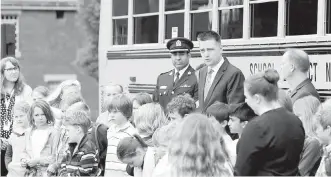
[134,103,169,146]
[314,99,331,176]
[293,95,322,176]
[5,101,30,177]
[166,113,232,177]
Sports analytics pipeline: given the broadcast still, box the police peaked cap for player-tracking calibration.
[166,37,194,53]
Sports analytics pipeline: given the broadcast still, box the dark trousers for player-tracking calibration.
[1,149,8,176]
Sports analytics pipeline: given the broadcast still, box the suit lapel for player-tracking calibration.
[173,65,194,90]
[204,59,230,107]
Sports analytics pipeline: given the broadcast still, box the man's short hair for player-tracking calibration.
[108,94,133,119]
[284,49,310,73]
[166,94,196,118]
[197,31,221,43]
[64,110,91,133]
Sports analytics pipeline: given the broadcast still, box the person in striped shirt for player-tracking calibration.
[57,110,99,176]
[105,94,137,177]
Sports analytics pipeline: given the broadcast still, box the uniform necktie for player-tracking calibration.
[174,72,180,85]
[204,69,214,100]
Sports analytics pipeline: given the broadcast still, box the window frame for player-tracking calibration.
[109,0,331,47]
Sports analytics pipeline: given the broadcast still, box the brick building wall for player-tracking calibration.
[4,9,99,120]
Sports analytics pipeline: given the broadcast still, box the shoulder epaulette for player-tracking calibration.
[159,69,173,76]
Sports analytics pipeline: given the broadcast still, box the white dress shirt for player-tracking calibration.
[207,57,224,84]
[174,64,189,82]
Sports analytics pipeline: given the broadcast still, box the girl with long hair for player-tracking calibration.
[21,100,58,177]
[166,113,232,177]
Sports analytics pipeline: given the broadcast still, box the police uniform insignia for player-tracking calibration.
[176,40,181,47]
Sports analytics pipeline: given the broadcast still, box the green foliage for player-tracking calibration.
[76,0,100,81]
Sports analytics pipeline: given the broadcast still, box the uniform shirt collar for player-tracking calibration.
[174,64,189,78]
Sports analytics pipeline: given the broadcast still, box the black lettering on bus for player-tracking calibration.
[326,62,331,82]
[249,63,274,75]
[308,62,317,82]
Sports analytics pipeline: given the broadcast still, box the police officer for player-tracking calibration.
[153,37,198,110]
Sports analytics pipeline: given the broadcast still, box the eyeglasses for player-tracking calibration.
[4,67,19,72]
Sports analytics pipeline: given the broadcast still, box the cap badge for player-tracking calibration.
[176,40,181,47]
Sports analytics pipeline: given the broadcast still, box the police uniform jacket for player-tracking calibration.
[153,65,198,110]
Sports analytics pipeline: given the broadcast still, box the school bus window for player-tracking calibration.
[165,13,184,39]
[113,0,128,16]
[250,2,278,37]
[286,0,317,35]
[134,0,159,14]
[191,0,212,10]
[113,19,128,45]
[191,12,212,41]
[166,0,185,11]
[219,0,243,7]
[219,8,243,39]
[134,16,159,44]
[327,0,331,34]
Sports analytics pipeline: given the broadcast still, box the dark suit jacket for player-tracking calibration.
[198,58,245,112]
[153,65,198,110]
[290,78,320,104]
[234,108,305,176]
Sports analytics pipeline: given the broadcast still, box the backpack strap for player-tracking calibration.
[93,123,102,156]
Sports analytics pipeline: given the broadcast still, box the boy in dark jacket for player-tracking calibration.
[57,110,100,176]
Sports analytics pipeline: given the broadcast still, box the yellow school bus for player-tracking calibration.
[99,0,331,112]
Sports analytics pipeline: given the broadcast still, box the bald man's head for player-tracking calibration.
[283,49,310,73]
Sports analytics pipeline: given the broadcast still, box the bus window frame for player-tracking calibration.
[108,0,330,47]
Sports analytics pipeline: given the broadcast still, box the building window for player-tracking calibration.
[1,14,19,58]
[56,11,65,19]
[327,0,331,34]
[133,0,159,44]
[286,0,317,35]
[250,1,278,37]
[112,0,128,45]
[165,13,184,39]
[44,74,77,92]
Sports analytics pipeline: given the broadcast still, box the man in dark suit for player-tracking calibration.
[153,37,198,110]
[196,31,245,112]
[280,49,320,104]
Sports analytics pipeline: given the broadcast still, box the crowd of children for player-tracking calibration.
[1,55,331,177]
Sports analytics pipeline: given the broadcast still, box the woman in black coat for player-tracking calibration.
[234,69,305,176]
